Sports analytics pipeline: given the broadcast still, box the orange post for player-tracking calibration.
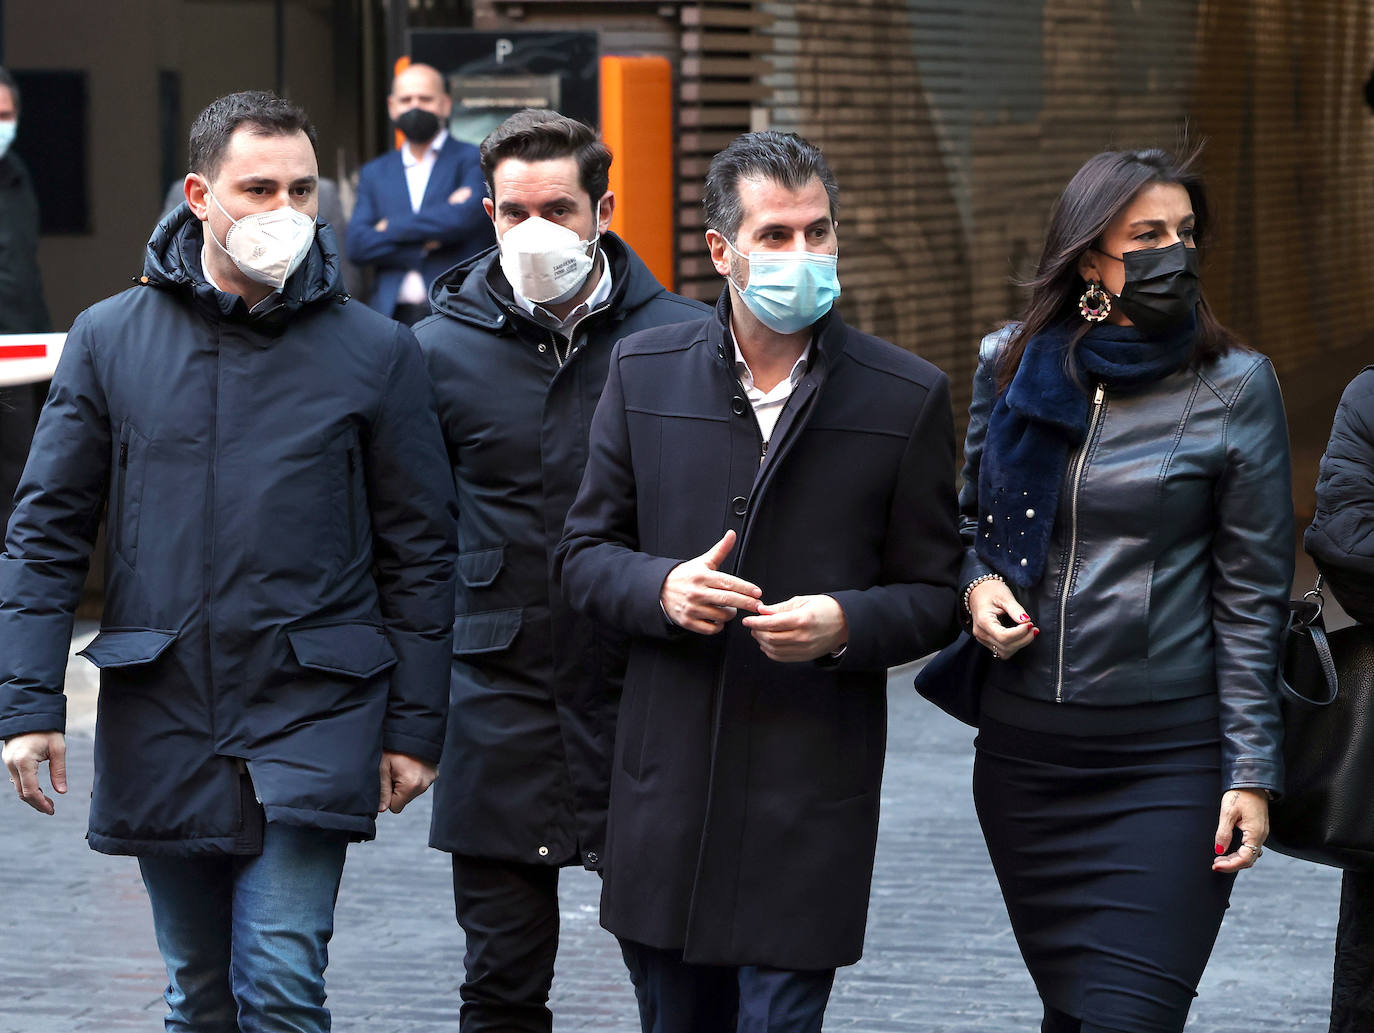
[600,55,675,290]
[392,56,411,150]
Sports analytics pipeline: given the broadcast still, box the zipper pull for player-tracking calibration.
[1092,383,1105,406]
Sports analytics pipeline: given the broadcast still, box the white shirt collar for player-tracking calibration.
[401,128,448,167]
[731,332,812,394]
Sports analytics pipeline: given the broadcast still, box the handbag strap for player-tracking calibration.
[1276,576,1340,706]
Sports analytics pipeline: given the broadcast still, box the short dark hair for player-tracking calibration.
[0,67,19,114]
[479,109,611,204]
[703,131,839,242]
[188,91,316,182]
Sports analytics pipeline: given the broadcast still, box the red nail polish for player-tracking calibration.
[1032,628,1040,637]
[1020,614,1031,622]
[1214,844,1225,855]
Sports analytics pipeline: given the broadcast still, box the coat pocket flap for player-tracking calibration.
[287,622,398,678]
[452,608,522,655]
[457,546,504,588]
[77,628,178,668]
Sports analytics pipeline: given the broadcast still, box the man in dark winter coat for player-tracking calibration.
[0,66,53,537]
[0,92,457,1032]
[414,108,708,1033]
[556,131,963,1031]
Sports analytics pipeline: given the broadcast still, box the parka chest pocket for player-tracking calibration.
[111,421,150,569]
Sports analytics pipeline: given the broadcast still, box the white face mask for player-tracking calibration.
[205,186,316,290]
[0,120,15,160]
[498,215,598,305]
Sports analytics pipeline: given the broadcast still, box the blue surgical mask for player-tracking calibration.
[724,237,841,334]
[0,120,16,160]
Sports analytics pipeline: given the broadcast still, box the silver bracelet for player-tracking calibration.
[962,573,1004,617]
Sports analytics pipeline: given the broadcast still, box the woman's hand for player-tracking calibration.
[967,579,1038,660]
[1211,789,1270,873]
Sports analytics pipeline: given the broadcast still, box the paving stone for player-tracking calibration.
[0,664,1342,1031]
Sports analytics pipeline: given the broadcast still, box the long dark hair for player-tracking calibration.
[995,146,1240,393]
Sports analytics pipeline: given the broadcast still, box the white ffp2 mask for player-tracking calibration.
[205,187,316,290]
[498,216,597,305]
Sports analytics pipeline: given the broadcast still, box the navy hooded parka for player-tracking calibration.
[0,205,458,855]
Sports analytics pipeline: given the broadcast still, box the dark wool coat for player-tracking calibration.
[0,206,458,855]
[417,235,708,868]
[1307,366,1374,624]
[555,296,962,969]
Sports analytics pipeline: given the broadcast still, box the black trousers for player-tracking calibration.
[1331,869,1374,1033]
[451,854,560,1033]
[618,938,835,1033]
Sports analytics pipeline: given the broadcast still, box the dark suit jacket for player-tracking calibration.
[347,136,492,317]
[555,294,962,969]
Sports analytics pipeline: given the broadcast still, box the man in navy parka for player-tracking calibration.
[0,92,457,1031]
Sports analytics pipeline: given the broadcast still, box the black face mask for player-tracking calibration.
[1100,241,1201,336]
[394,107,441,144]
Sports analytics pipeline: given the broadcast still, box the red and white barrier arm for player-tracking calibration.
[0,333,66,388]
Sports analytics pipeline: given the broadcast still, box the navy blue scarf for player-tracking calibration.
[976,315,1196,587]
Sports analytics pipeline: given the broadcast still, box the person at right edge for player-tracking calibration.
[958,147,1292,1033]
[1304,364,1374,1033]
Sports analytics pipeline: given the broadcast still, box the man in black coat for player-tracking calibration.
[556,131,962,1031]
[413,109,707,1032]
[0,92,456,1032]
[0,66,53,537]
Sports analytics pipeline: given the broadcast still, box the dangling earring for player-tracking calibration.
[1078,281,1111,322]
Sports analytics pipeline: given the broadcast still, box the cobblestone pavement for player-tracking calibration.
[0,659,1342,1033]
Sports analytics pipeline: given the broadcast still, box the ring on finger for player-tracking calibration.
[1240,843,1262,859]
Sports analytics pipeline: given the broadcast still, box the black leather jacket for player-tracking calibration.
[959,327,1293,792]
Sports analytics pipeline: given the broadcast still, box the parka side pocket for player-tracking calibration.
[287,621,398,679]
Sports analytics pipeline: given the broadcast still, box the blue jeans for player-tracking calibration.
[138,823,349,1033]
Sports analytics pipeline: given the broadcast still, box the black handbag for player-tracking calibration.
[1267,576,1374,871]
[913,630,986,727]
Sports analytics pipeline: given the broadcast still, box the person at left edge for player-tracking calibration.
[0,66,53,537]
[348,62,492,325]
[0,91,457,1032]
[414,108,709,1033]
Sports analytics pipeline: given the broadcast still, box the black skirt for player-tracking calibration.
[973,711,1236,1033]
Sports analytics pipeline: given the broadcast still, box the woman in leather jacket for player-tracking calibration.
[958,148,1292,1033]
[1304,365,1374,1033]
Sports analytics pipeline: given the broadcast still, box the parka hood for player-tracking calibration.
[427,231,668,334]
[142,203,348,326]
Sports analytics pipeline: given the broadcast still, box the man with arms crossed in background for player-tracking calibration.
[349,62,492,324]
[0,91,456,1032]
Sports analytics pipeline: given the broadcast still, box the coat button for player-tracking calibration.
[1025,508,1035,518]
[985,514,993,524]
[731,396,747,416]
[1020,558,1028,567]
[585,851,599,864]
[538,845,549,857]
[732,496,748,516]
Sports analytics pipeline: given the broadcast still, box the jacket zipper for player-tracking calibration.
[1054,382,1106,702]
[345,444,358,548]
[115,436,129,550]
